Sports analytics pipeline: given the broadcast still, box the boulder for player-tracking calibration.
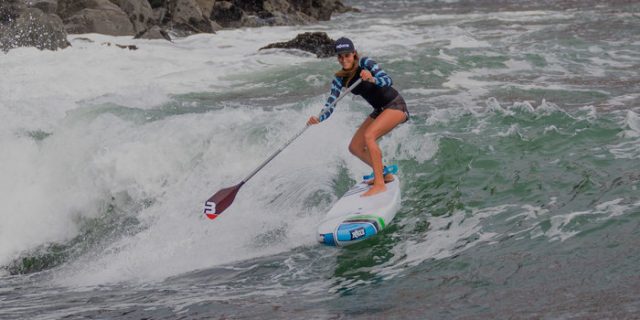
[210,0,354,28]
[210,1,243,28]
[112,0,154,33]
[64,8,135,35]
[0,7,70,52]
[58,0,106,19]
[211,0,304,28]
[194,0,215,17]
[315,0,357,20]
[334,0,359,14]
[170,0,214,33]
[152,6,167,23]
[249,0,310,26]
[264,0,355,21]
[60,0,135,35]
[259,31,335,58]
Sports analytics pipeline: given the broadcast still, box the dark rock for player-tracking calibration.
[212,0,302,28]
[134,24,171,41]
[172,0,204,26]
[164,0,215,34]
[278,0,357,21]
[0,0,26,24]
[1,7,70,52]
[259,31,335,58]
[210,1,243,28]
[334,0,360,14]
[71,36,94,42]
[1,0,356,52]
[57,0,102,19]
[151,6,166,22]
[289,0,339,21]
[147,0,164,9]
[100,41,138,49]
[210,0,354,29]
[117,43,137,49]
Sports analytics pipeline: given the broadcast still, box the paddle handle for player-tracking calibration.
[241,78,362,183]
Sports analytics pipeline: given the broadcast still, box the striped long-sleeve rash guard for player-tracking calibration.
[318,56,399,122]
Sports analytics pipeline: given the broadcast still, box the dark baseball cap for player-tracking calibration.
[335,37,356,55]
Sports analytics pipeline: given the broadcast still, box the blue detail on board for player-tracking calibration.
[362,164,398,181]
[335,222,378,244]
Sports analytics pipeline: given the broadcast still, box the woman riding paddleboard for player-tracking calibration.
[307,37,410,197]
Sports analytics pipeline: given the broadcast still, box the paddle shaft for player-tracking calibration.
[241,78,362,184]
[204,78,363,219]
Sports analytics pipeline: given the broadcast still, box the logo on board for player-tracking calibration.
[350,228,366,240]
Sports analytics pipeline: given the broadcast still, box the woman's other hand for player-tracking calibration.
[360,70,375,83]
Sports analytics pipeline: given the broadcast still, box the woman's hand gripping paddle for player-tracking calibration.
[203,78,363,220]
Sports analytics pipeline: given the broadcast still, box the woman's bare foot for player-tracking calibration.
[362,183,387,197]
[366,174,395,185]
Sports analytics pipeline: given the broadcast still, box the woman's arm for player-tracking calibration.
[317,76,344,122]
[360,57,393,87]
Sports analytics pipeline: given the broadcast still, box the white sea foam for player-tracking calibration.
[388,128,439,163]
[497,124,523,138]
[622,110,640,137]
[49,98,375,285]
[606,94,640,107]
[409,10,573,24]
[506,198,640,243]
[607,110,640,159]
[378,205,511,278]
[446,35,492,49]
[375,194,640,281]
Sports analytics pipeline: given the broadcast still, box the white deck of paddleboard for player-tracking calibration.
[318,176,401,236]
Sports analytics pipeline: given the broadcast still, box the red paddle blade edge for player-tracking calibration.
[203,183,244,220]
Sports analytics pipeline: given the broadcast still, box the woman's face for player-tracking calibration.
[337,52,356,70]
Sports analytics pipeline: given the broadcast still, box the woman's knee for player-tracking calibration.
[363,129,378,144]
[348,140,364,155]
[348,142,358,155]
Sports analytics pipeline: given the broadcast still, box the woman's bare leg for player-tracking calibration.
[362,109,407,197]
[349,116,375,167]
[350,117,397,184]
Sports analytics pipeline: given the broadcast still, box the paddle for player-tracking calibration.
[204,78,363,220]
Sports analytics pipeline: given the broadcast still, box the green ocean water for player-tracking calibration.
[1,0,640,319]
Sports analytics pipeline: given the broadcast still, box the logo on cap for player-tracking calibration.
[335,37,355,54]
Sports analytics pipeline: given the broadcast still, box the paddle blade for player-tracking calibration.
[203,182,244,220]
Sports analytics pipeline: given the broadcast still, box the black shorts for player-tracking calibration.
[369,95,410,122]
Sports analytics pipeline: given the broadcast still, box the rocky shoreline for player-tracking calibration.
[1,0,356,52]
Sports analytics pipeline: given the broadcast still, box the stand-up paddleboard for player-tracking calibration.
[317,173,401,247]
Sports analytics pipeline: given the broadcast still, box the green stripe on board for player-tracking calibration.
[349,215,386,229]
